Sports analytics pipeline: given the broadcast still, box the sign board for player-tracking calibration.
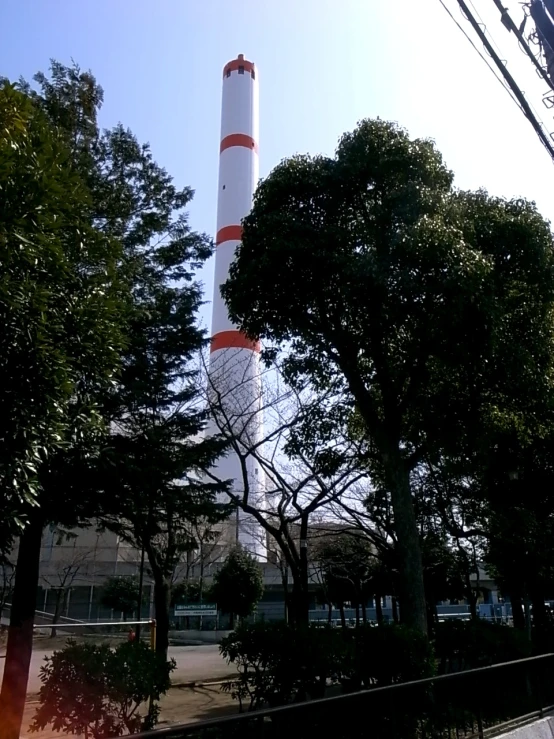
[174,603,217,617]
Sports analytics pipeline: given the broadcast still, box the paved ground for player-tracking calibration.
[22,684,238,738]
[0,644,233,695]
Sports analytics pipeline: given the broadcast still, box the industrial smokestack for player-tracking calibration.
[208,54,265,558]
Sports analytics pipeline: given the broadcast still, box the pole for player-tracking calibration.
[454,0,554,160]
[149,619,157,651]
[135,543,146,642]
[490,0,554,93]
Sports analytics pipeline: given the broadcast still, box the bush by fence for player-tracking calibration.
[434,620,532,673]
[30,640,175,737]
[220,619,543,712]
[129,654,554,739]
[220,622,435,711]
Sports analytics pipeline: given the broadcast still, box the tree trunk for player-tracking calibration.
[50,590,64,638]
[375,595,383,626]
[466,576,478,621]
[384,452,428,635]
[361,599,367,624]
[328,601,333,624]
[297,517,310,625]
[0,513,44,739]
[290,581,310,626]
[511,594,525,630]
[392,597,399,624]
[339,604,346,628]
[281,565,290,623]
[426,601,438,635]
[531,592,545,647]
[355,602,360,628]
[135,543,146,642]
[532,594,547,633]
[152,575,170,658]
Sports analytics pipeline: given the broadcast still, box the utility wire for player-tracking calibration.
[456,0,554,158]
[468,0,507,59]
[489,0,554,93]
[440,0,554,161]
[439,0,530,113]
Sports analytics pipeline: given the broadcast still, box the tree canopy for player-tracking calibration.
[100,576,146,620]
[223,118,554,633]
[0,79,127,739]
[211,548,264,622]
[0,60,231,736]
[0,82,124,543]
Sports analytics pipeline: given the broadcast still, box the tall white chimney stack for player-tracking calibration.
[208,54,265,558]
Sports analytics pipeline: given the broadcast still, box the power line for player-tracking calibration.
[439,0,554,162]
[489,0,554,93]
[467,0,507,59]
[439,0,529,113]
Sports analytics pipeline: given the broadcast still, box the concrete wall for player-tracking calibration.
[499,715,554,739]
[169,630,231,644]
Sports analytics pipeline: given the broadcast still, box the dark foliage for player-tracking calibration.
[30,640,174,737]
[211,549,264,622]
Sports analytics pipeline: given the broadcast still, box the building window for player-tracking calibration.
[226,69,231,78]
[238,66,244,74]
[251,69,255,79]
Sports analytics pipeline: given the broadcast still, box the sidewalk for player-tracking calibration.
[21,683,238,738]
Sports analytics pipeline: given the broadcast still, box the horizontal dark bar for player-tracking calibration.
[130,653,554,739]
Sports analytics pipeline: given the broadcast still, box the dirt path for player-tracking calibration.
[0,644,231,694]
[21,684,238,738]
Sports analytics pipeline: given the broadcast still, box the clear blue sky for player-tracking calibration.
[2,0,553,329]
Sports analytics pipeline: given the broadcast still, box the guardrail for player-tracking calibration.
[130,653,554,739]
[33,619,158,650]
[2,602,86,625]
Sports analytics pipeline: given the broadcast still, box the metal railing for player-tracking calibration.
[31,619,158,650]
[131,653,554,739]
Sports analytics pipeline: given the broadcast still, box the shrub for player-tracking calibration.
[434,620,531,673]
[30,640,175,737]
[220,622,345,711]
[342,624,435,691]
[211,548,264,624]
[220,622,434,711]
[100,575,145,620]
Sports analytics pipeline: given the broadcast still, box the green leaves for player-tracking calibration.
[224,118,554,461]
[100,575,146,618]
[30,640,175,736]
[0,81,125,540]
[222,116,554,632]
[211,548,264,620]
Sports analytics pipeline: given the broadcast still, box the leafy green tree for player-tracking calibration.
[211,548,264,627]
[420,532,466,626]
[171,578,202,607]
[0,81,122,538]
[11,61,230,666]
[315,534,376,623]
[0,81,125,739]
[100,576,146,621]
[222,118,554,635]
[481,434,554,634]
[97,250,231,656]
[30,640,175,736]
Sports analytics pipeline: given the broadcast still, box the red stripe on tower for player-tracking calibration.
[215,225,242,246]
[223,57,255,77]
[220,133,258,154]
[210,330,260,354]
